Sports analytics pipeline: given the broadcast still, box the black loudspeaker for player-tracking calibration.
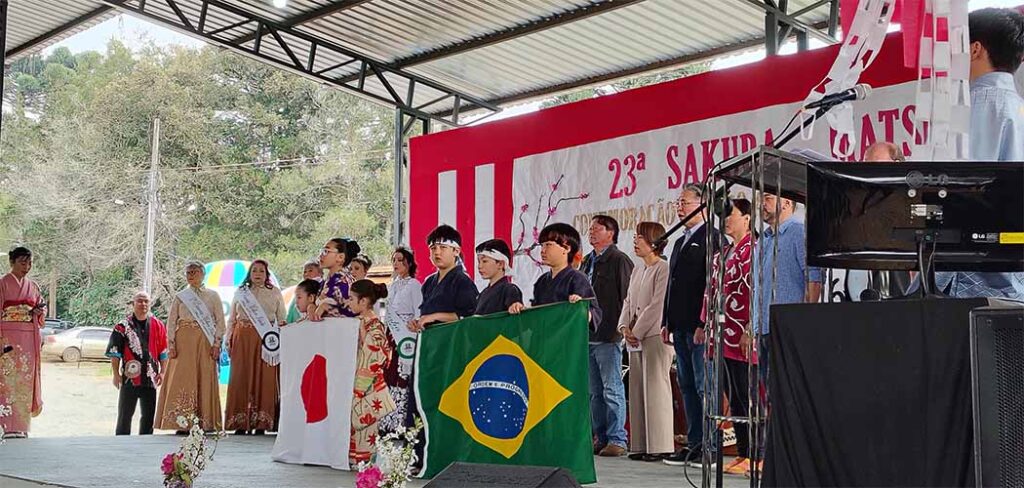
[970,305,1024,488]
[424,462,581,488]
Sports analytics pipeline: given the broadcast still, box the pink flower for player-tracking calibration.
[532,228,539,240]
[356,465,384,488]
[551,183,559,191]
[579,192,590,199]
[161,453,176,475]
[547,208,556,216]
[520,203,529,212]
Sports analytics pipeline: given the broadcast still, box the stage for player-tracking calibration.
[0,435,751,487]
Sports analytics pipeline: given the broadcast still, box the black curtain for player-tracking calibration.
[764,298,987,487]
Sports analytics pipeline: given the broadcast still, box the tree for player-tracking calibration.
[540,63,711,109]
[1,41,394,325]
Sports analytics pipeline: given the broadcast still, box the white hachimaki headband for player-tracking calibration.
[477,249,513,271]
[429,238,461,250]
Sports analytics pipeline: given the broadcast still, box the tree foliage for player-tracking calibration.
[1,42,394,325]
[540,64,711,109]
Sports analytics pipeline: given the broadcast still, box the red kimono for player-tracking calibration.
[702,233,757,364]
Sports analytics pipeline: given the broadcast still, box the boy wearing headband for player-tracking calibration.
[409,225,478,332]
[474,239,523,316]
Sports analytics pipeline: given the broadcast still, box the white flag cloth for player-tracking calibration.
[271,317,359,470]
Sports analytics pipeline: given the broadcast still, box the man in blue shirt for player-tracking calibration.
[935,8,1024,300]
[753,194,823,380]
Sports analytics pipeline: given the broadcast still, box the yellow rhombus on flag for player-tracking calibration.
[438,335,571,459]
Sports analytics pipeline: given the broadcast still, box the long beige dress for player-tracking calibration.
[224,285,285,432]
[617,259,673,454]
[156,286,226,431]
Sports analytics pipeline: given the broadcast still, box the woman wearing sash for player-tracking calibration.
[378,247,421,435]
[0,247,47,439]
[309,238,361,321]
[224,259,285,435]
[156,262,226,432]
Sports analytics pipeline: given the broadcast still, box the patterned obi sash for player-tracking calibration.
[1,303,33,323]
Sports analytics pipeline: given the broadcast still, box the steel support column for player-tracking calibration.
[392,109,431,246]
[0,0,8,143]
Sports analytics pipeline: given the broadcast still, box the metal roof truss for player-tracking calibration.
[102,0,500,127]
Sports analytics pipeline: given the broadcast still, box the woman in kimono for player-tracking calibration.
[156,262,226,433]
[225,259,286,435]
[344,279,395,465]
[0,247,46,438]
[309,238,360,321]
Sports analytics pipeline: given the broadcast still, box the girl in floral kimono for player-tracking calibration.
[344,279,396,465]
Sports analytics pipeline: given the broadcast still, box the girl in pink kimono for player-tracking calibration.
[0,247,46,438]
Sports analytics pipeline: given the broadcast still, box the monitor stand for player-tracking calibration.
[914,238,942,298]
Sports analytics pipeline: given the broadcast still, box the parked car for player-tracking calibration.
[41,327,112,363]
[41,318,76,340]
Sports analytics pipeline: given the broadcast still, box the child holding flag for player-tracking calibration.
[474,239,522,316]
[508,223,601,328]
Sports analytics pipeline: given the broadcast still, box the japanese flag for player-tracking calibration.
[272,317,359,470]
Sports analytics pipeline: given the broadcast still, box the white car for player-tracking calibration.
[40,327,112,362]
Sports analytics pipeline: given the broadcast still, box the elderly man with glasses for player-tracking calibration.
[662,184,722,467]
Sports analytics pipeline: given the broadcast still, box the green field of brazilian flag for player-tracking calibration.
[414,301,597,484]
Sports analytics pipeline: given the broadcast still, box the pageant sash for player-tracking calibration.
[178,288,217,347]
[235,287,281,366]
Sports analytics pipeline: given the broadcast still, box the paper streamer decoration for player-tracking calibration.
[800,0,896,158]
[909,0,970,161]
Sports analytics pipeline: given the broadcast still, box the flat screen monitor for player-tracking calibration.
[805,161,1024,272]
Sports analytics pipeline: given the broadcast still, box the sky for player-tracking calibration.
[47,0,1023,123]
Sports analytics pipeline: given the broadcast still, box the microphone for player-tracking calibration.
[804,84,872,109]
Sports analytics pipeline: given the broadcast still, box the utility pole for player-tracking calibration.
[49,268,56,318]
[143,118,160,293]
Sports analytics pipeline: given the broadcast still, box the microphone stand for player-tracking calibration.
[655,103,838,245]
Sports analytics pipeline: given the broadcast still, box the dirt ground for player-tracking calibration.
[30,360,227,437]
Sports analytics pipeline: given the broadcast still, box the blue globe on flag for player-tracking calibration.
[468,354,530,440]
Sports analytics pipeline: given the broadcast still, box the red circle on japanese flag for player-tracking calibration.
[301,354,329,424]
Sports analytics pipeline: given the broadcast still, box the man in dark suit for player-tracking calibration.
[662,184,720,467]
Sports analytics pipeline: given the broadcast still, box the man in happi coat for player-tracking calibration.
[107,291,168,435]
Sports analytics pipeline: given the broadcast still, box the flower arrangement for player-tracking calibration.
[355,417,423,488]
[161,415,224,487]
[0,403,11,444]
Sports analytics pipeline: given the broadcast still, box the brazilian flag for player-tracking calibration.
[415,301,597,484]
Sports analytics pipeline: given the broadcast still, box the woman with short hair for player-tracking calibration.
[617,222,672,462]
[156,262,226,432]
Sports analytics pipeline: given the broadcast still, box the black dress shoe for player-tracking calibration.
[254,429,266,436]
[642,453,669,462]
[628,453,646,461]
[234,429,246,436]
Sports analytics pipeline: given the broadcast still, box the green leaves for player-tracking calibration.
[1,40,395,321]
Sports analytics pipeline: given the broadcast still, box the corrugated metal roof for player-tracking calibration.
[2,0,836,120]
[4,0,116,60]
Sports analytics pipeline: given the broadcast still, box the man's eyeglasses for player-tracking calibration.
[675,200,701,208]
